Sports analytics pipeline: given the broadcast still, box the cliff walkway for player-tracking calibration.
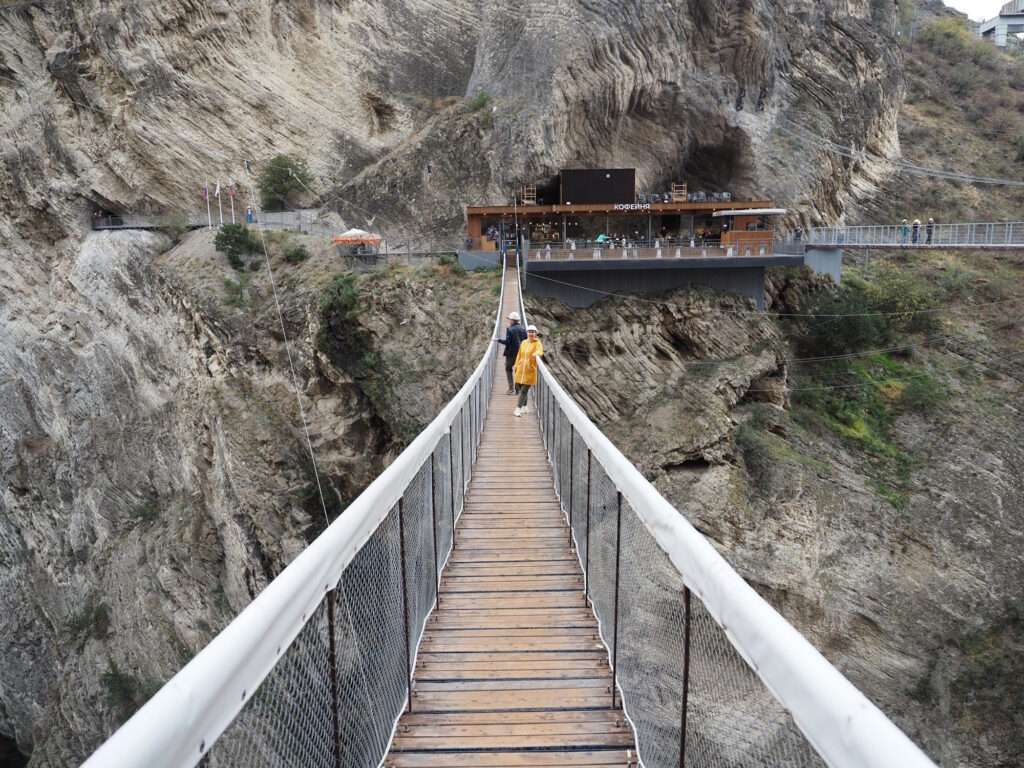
[83,268,937,768]
[804,221,1024,250]
[92,211,1024,253]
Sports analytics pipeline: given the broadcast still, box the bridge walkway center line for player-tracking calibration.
[383,271,636,766]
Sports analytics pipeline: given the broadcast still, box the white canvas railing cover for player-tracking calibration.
[515,274,935,768]
[83,263,507,768]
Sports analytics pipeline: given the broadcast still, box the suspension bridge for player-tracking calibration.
[80,262,939,768]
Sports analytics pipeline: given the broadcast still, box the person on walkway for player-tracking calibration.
[246,206,253,224]
[513,325,543,417]
[901,219,908,246]
[911,218,920,245]
[926,217,934,245]
[494,311,528,395]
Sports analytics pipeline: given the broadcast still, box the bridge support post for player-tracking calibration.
[397,498,413,712]
[611,491,623,709]
[449,427,457,535]
[326,591,343,768]
[584,450,592,604]
[679,587,692,768]
[568,425,575,547]
[552,396,559,491]
[430,455,439,597]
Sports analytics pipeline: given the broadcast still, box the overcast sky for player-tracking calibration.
[943,0,1007,22]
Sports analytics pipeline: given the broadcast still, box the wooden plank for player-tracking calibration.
[387,749,634,766]
[385,305,634,766]
[396,709,620,727]
[390,732,633,751]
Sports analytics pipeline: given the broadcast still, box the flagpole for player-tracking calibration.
[205,180,212,229]
[216,178,224,225]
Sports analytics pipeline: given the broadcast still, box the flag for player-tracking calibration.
[214,179,221,198]
[228,178,234,199]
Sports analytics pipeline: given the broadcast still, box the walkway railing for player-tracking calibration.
[808,221,1024,248]
[525,239,777,263]
[90,210,354,241]
[516,277,935,768]
[82,267,507,768]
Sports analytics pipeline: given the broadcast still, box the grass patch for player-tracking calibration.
[66,602,111,640]
[436,252,465,277]
[101,660,162,722]
[222,275,249,309]
[466,91,490,112]
[950,602,1024,740]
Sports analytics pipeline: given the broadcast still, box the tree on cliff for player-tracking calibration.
[258,154,312,211]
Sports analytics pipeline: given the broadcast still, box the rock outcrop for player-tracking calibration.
[1,0,902,250]
[0,225,496,765]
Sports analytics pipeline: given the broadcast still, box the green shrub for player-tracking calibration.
[918,17,999,70]
[940,264,974,297]
[284,242,309,264]
[66,602,111,639]
[214,224,259,270]
[101,660,161,722]
[257,154,312,211]
[736,422,772,490]
[157,210,188,244]
[467,91,490,112]
[222,277,246,308]
[798,288,886,357]
[318,273,359,315]
[863,267,940,336]
[102,660,142,718]
[437,252,465,276]
[902,372,948,411]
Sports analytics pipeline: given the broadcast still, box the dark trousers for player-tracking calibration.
[505,359,520,393]
[516,384,532,408]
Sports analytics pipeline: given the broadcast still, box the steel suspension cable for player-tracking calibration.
[242,162,332,530]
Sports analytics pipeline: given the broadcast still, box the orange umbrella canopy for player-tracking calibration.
[333,228,382,245]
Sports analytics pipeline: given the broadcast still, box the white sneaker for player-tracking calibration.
[514,407,523,417]
[522,404,531,413]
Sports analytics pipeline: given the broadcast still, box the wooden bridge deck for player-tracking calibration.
[385,276,635,766]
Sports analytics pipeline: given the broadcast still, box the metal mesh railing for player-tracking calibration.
[195,378,493,767]
[205,377,494,767]
[807,221,1024,248]
[84,268,503,768]
[536,374,858,768]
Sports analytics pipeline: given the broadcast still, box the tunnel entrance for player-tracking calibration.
[680,130,755,197]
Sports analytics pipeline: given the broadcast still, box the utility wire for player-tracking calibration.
[545,317,1021,368]
[776,118,1024,187]
[776,345,1024,393]
[0,71,117,118]
[242,162,332,531]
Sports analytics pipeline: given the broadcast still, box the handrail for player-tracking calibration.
[83,262,507,768]
[806,221,1024,248]
[518,271,934,768]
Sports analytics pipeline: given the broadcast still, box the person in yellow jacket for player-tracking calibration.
[513,324,543,417]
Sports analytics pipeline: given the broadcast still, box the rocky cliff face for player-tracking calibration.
[1,0,902,250]
[0,0,908,762]
[0,224,496,765]
[528,272,1024,767]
